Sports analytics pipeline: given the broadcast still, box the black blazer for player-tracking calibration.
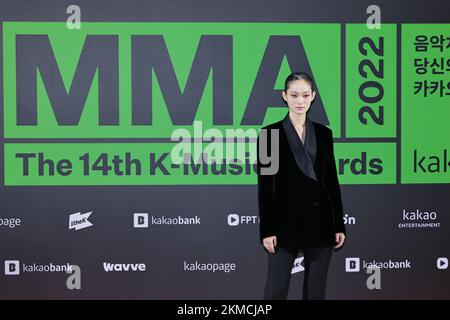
[257,113,346,249]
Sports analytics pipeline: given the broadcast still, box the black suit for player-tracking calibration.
[257,113,346,249]
[257,113,346,300]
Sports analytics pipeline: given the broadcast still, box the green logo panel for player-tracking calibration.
[3,22,341,137]
[3,22,450,185]
[401,24,450,184]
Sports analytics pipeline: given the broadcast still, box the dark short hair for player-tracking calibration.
[282,72,315,105]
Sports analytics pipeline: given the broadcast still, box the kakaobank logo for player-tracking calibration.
[4,260,20,275]
[4,260,73,275]
[345,257,411,272]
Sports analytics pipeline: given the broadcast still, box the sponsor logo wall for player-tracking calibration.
[0,0,449,299]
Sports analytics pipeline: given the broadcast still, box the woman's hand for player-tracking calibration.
[334,233,345,249]
[263,236,277,253]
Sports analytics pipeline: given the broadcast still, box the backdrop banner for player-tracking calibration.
[0,0,449,299]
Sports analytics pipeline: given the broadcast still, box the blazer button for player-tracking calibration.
[313,201,319,207]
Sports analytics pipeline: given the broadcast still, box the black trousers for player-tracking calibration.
[263,246,333,300]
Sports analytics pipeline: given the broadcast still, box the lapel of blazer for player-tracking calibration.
[282,114,317,181]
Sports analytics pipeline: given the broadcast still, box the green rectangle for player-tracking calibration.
[334,142,396,184]
[4,143,259,185]
[345,24,397,138]
[3,22,341,138]
[401,24,450,184]
[5,142,396,185]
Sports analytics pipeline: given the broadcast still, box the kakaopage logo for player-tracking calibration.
[183,261,237,273]
[0,218,22,229]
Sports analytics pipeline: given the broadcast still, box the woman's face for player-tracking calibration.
[282,79,316,115]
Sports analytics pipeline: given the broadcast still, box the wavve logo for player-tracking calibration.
[291,257,304,274]
[227,213,258,226]
[69,211,93,230]
[103,262,147,272]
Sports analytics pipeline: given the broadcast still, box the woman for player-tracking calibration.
[257,72,346,300]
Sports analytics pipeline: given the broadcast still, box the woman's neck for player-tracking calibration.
[288,111,306,129]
